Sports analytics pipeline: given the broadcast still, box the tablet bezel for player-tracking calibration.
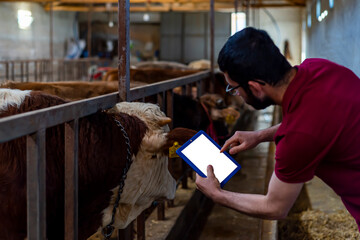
[176,130,241,187]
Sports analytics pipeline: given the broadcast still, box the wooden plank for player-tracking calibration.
[65,120,79,240]
[27,130,47,240]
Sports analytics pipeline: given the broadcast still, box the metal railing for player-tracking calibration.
[0,70,210,240]
[0,58,113,83]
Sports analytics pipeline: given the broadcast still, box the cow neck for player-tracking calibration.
[102,117,133,239]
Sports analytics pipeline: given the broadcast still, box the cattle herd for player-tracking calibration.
[0,62,255,239]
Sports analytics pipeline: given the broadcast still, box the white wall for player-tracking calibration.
[0,2,76,60]
[247,7,303,66]
[306,0,360,76]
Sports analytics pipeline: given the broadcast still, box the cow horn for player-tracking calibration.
[158,117,172,126]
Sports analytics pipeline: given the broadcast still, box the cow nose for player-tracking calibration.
[216,99,226,109]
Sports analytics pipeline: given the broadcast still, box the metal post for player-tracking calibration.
[65,120,79,240]
[118,0,130,101]
[87,5,93,58]
[209,0,215,93]
[27,130,47,240]
[157,201,165,220]
[136,212,145,240]
[166,90,173,129]
[49,3,54,81]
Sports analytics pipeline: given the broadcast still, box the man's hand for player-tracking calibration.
[195,165,221,201]
[220,131,261,154]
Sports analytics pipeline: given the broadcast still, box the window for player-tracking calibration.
[329,0,334,8]
[231,12,246,36]
[316,0,321,20]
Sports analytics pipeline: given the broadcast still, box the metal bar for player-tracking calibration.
[11,62,15,81]
[180,13,185,63]
[181,160,188,189]
[166,90,173,129]
[209,0,215,93]
[186,84,192,97]
[117,222,133,240]
[27,129,46,240]
[129,71,210,101]
[26,62,29,82]
[87,4,93,58]
[196,80,202,98]
[118,0,130,101]
[50,3,53,81]
[136,212,145,240]
[35,61,38,82]
[157,201,165,220]
[157,92,164,111]
[181,85,186,95]
[20,62,24,82]
[5,62,9,80]
[65,119,79,240]
[0,92,120,143]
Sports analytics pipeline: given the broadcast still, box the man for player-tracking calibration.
[195,27,360,230]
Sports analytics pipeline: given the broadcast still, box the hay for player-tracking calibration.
[279,210,360,240]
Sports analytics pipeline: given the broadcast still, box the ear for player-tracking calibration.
[248,80,265,98]
[162,128,197,154]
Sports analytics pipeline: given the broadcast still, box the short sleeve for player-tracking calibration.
[275,131,325,183]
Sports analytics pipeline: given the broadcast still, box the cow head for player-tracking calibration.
[103,102,196,229]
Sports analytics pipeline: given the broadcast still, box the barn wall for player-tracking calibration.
[0,2,76,61]
[305,0,360,77]
[160,12,230,64]
[247,7,303,66]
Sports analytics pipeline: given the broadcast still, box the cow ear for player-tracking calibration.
[157,117,172,126]
[162,128,197,154]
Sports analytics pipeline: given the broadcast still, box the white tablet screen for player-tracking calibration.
[180,134,238,183]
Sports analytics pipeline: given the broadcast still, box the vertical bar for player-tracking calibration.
[27,130,46,240]
[181,85,186,95]
[118,0,130,101]
[196,80,202,98]
[26,62,29,82]
[87,5,93,58]
[117,222,133,240]
[180,13,185,63]
[11,62,15,81]
[181,160,188,189]
[34,61,38,82]
[136,212,145,240]
[246,0,250,26]
[49,3,53,82]
[204,13,208,59]
[185,84,192,97]
[209,0,215,93]
[157,201,165,220]
[5,62,9,80]
[157,93,164,111]
[65,120,79,240]
[166,90,173,129]
[20,62,24,82]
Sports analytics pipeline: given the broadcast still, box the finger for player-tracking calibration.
[229,143,246,154]
[220,137,236,152]
[207,165,215,177]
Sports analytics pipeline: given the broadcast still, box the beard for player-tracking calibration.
[245,90,275,110]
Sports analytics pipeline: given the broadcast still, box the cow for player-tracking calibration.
[0,88,196,240]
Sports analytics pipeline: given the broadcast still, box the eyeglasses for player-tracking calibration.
[226,80,266,96]
[226,84,241,96]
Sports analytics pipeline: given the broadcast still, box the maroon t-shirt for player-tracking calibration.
[274,58,360,229]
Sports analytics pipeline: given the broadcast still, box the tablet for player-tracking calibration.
[176,130,241,187]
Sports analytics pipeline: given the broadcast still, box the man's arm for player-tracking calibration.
[221,123,281,154]
[196,165,303,220]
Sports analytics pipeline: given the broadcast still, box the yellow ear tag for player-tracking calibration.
[169,141,181,158]
[225,114,236,124]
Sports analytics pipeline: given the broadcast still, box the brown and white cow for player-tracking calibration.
[0,89,196,240]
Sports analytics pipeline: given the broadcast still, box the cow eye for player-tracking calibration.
[151,154,157,158]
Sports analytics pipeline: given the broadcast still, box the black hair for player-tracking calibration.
[218,27,292,87]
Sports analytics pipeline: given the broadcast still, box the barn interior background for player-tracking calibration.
[0,0,360,239]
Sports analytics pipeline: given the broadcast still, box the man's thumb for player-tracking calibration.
[207,165,215,177]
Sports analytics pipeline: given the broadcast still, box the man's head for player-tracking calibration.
[218,27,292,109]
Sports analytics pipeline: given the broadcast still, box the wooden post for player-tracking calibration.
[118,0,130,101]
